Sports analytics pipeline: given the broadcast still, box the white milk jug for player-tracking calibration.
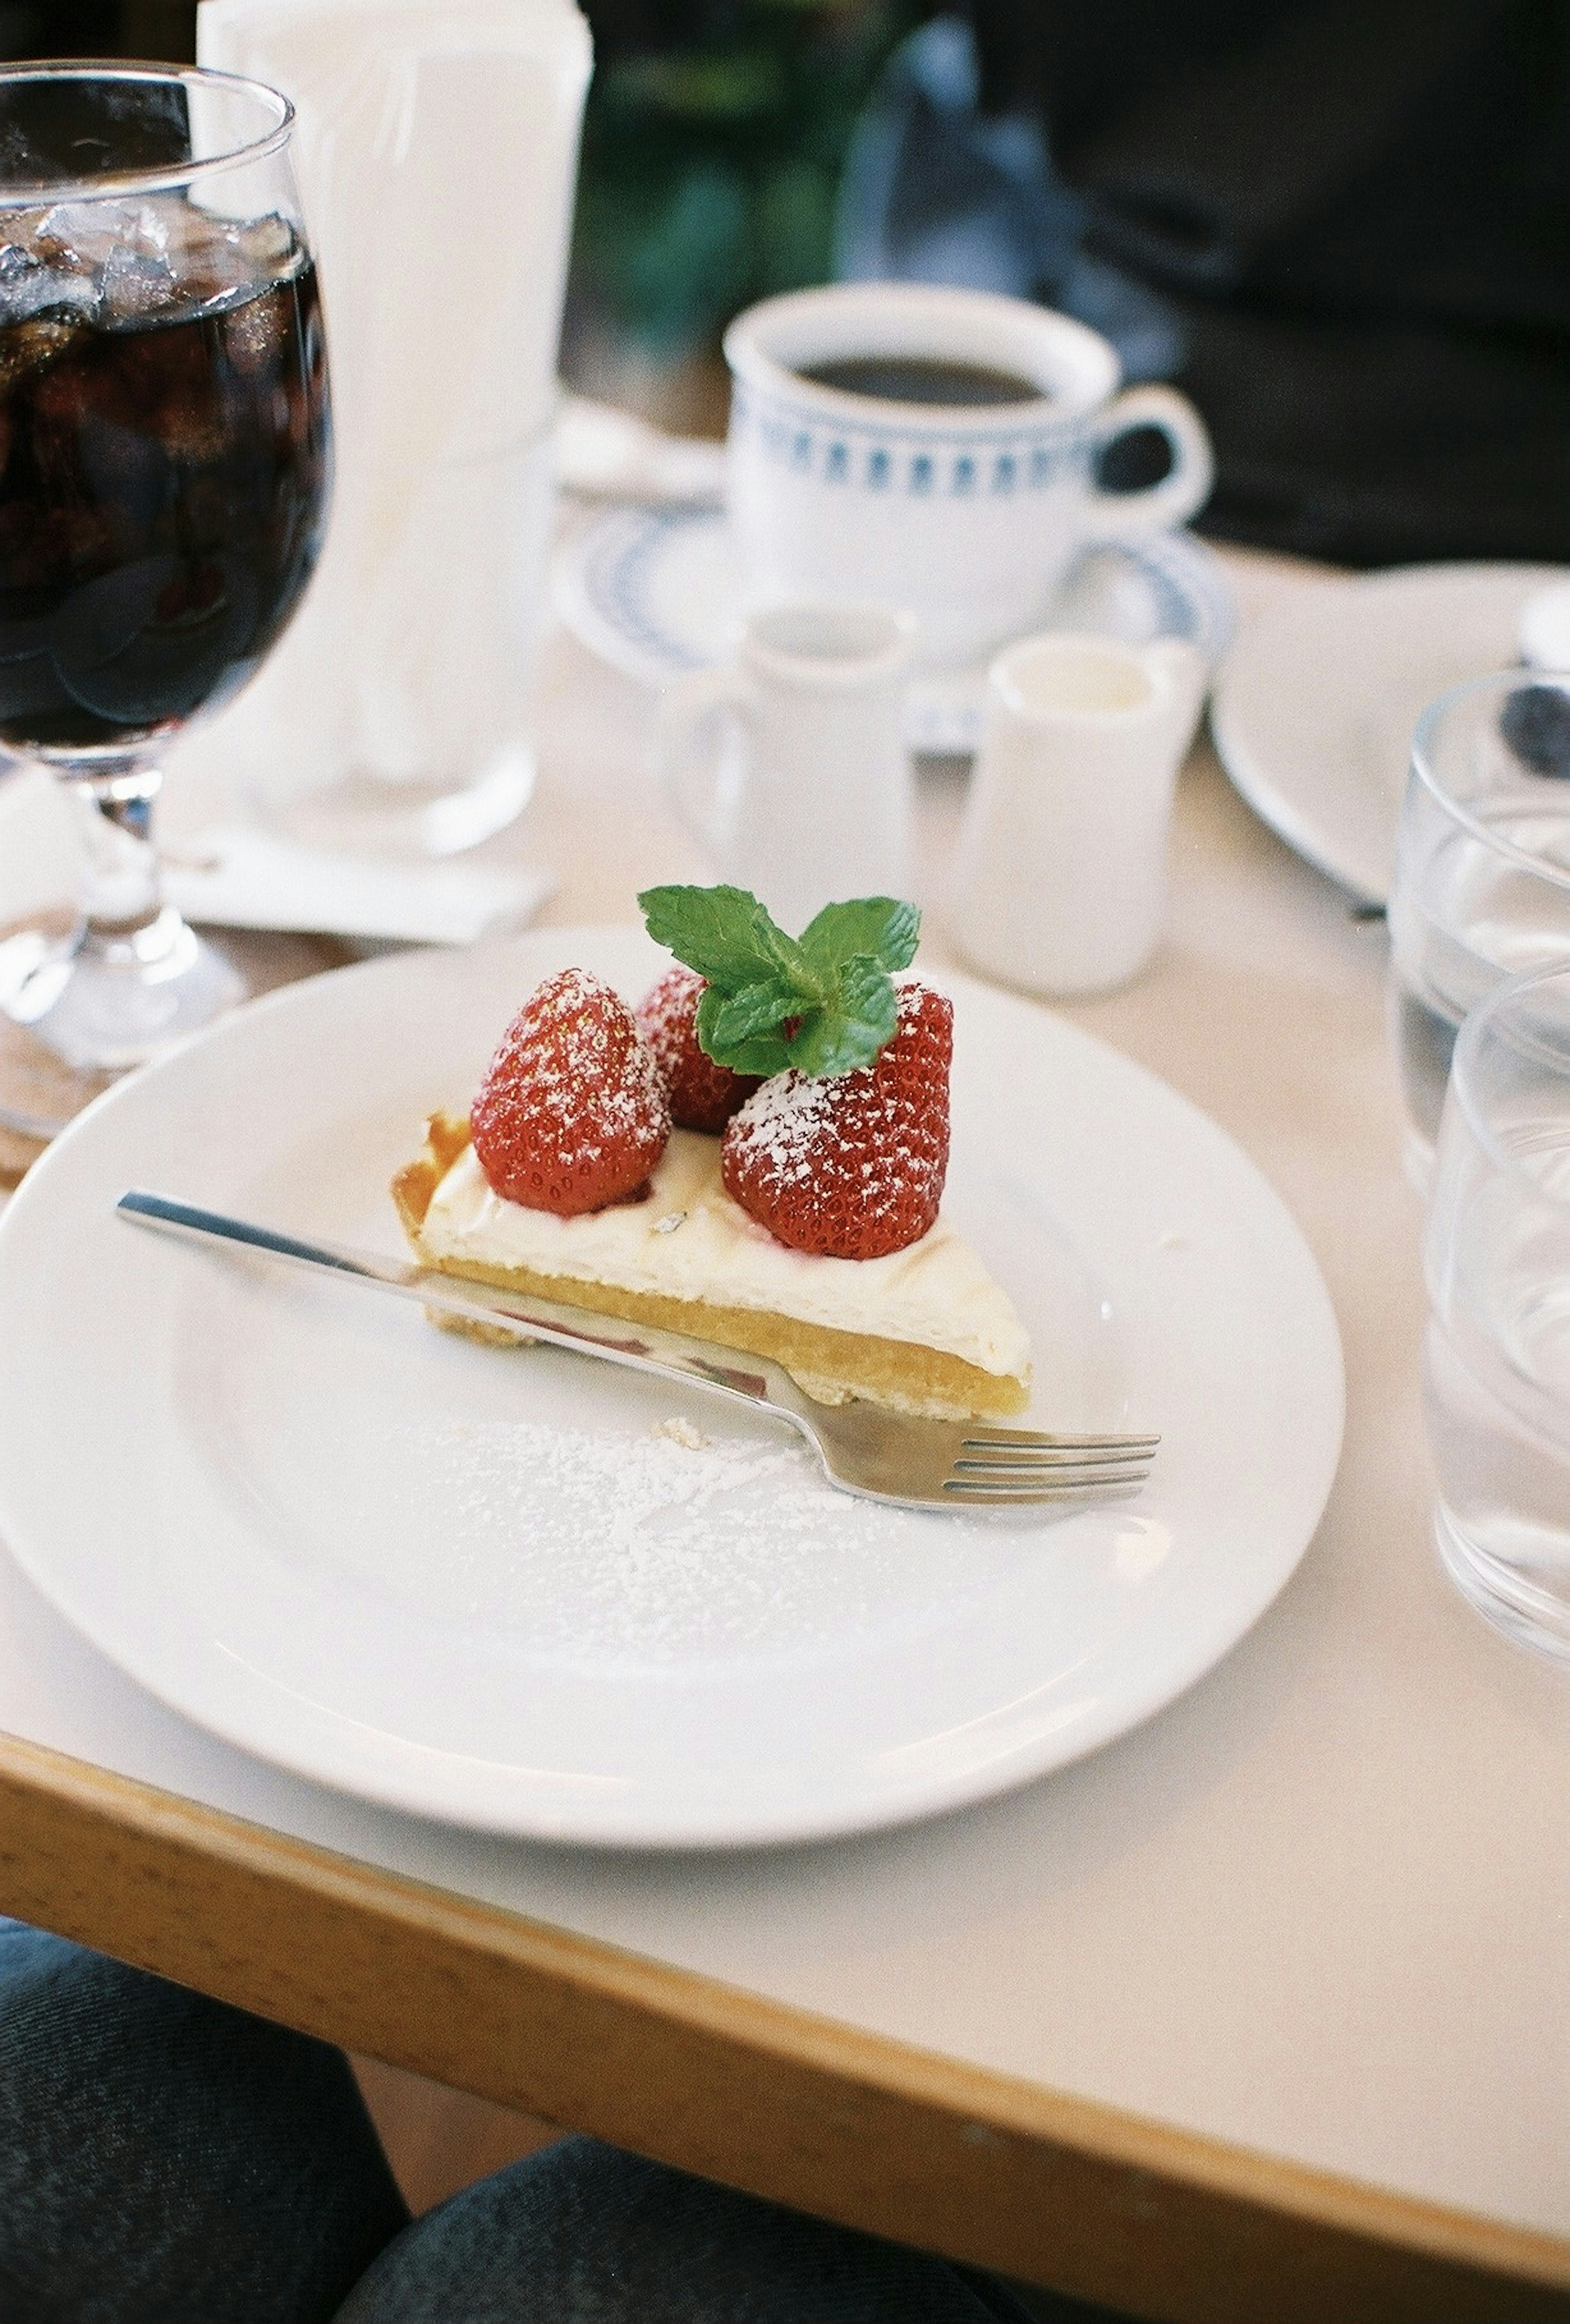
[950,632,1207,996]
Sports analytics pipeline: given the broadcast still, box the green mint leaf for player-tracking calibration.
[638,883,814,996]
[694,983,794,1076]
[798,897,920,978]
[715,1031,797,1076]
[704,978,801,1048]
[640,884,918,1080]
[785,956,898,1076]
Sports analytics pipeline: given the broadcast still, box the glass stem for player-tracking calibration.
[65,763,167,950]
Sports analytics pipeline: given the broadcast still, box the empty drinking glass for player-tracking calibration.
[1424,960,1570,1661]
[1388,669,1570,1188]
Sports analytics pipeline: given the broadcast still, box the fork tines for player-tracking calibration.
[942,1426,1159,1505]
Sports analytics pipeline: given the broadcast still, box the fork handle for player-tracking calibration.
[116,1189,812,1431]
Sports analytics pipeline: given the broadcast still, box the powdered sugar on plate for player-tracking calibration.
[320,1409,1013,1673]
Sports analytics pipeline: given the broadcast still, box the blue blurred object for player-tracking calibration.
[834,17,1184,385]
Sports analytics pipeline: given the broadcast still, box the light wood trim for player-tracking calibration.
[3,1729,1568,2324]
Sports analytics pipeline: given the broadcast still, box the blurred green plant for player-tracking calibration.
[572,0,915,356]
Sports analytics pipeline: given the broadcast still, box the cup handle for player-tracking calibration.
[1081,383,1215,542]
[657,667,752,857]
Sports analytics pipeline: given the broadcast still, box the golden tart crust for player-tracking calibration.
[394,1113,1031,1421]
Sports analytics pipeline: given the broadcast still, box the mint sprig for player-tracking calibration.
[638,884,919,1078]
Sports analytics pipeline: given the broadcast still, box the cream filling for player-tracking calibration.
[417,1131,1031,1382]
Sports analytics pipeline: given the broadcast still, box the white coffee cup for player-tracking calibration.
[949,631,1207,997]
[658,602,917,932]
[723,282,1213,674]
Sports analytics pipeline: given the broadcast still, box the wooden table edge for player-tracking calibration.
[4,1729,1566,2324]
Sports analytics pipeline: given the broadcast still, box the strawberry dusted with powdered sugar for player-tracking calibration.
[635,964,761,1133]
[720,981,952,1259]
[634,885,947,1260]
[471,968,669,1215]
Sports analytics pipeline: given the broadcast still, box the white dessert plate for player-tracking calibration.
[1211,560,1569,906]
[0,928,1342,1848]
[553,509,1235,755]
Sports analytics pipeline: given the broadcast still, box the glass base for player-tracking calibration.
[1435,1500,1570,1666]
[1,908,244,1091]
[256,747,535,861]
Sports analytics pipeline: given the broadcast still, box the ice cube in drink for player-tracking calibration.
[0,187,330,754]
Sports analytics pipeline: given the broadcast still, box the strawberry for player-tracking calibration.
[471,967,669,1215]
[635,964,761,1133]
[721,982,951,1259]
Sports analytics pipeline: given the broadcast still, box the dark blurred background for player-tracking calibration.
[19,0,1569,567]
[0,2,194,56]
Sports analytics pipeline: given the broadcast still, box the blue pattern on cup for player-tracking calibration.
[732,390,1093,496]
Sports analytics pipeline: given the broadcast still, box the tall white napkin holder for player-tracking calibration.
[189,0,592,850]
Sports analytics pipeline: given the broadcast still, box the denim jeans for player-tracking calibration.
[0,1920,1081,2324]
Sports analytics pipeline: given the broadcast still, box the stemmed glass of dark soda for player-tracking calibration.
[0,62,330,1126]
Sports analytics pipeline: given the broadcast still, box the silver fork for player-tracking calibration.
[117,1190,1158,1515]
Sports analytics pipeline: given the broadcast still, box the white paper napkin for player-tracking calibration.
[162,827,552,946]
[0,768,551,946]
[191,0,592,802]
[557,396,727,510]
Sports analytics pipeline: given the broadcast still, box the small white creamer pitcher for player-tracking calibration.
[657,603,917,932]
[949,631,1207,997]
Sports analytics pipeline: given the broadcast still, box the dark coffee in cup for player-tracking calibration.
[794,354,1043,408]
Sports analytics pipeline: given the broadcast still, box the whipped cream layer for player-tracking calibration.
[418,1131,1031,1381]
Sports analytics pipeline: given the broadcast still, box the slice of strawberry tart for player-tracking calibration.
[392,887,1031,1420]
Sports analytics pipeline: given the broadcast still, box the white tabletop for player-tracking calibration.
[3,545,1568,2254]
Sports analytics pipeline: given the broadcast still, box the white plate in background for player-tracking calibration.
[0,928,1341,1847]
[1212,562,1568,906]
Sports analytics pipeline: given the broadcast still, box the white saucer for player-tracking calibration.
[1211,561,1569,906]
[554,508,1236,755]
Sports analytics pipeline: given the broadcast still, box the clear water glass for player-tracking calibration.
[1424,961,1570,1661]
[1388,669,1570,1189]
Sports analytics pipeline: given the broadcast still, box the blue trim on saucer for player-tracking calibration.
[581,507,713,672]
[567,508,1238,724]
[1138,530,1236,658]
